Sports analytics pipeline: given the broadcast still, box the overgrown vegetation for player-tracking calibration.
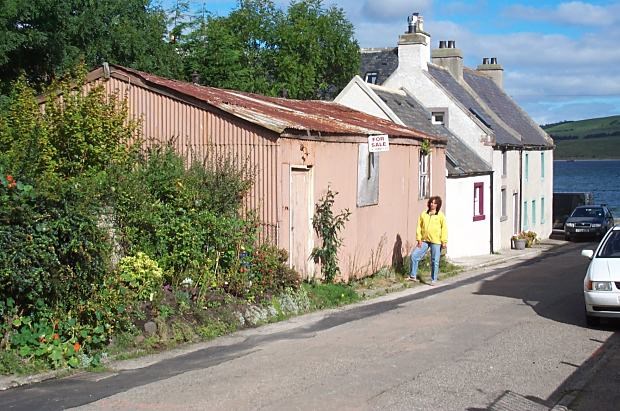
[0,69,447,378]
[0,72,303,374]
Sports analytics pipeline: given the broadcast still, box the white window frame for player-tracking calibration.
[419,152,430,199]
[364,72,378,84]
[431,111,445,125]
[500,186,507,220]
[525,153,529,181]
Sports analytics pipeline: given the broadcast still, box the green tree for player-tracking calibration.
[183,0,359,99]
[0,0,183,94]
[183,14,260,92]
[271,0,360,99]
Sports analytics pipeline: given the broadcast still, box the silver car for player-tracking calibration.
[581,225,620,326]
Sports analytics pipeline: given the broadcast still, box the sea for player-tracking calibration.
[554,160,620,215]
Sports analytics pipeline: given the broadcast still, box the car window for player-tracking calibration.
[598,231,620,258]
[571,207,603,218]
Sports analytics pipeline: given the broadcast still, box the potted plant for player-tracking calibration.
[511,231,539,249]
[511,233,527,250]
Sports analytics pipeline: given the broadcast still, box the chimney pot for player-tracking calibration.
[407,13,417,33]
[448,40,456,48]
[491,57,497,64]
[482,58,489,64]
[191,71,200,84]
[439,40,446,48]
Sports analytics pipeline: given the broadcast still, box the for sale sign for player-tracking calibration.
[368,134,389,152]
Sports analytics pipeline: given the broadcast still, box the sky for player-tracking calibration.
[161,0,620,125]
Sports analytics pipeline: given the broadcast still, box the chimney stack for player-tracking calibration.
[477,57,504,89]
[191,71,201,84]
[398,13,431,72]
[431,39,463,81]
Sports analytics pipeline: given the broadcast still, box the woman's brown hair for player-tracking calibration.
[427,196,442,212]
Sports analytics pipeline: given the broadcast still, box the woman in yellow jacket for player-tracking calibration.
[408,196,448,285]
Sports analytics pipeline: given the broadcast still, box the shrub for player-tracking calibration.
[0,173,110,313]
[310,189,351,283]
[118,252,164,301]
[107,145,256,285]
[247,244,300,298]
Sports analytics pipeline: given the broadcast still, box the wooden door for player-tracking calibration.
[290,168,313,278]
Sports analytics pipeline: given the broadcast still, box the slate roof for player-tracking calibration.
[360,48,398,85]
[372,87,491,177]
[463,68,552,147]
[360,48,552,149]
[103,64,442,142]
[427,65,522,147]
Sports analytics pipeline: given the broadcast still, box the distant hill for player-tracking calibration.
[541,115,620,160]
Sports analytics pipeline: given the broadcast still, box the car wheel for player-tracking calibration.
[585,313,599,327]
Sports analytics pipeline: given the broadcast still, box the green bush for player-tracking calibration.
[107,145,257,287]
[310,189,351,283]
[118,252,164,301]
[248,244,300,298]
[0,173,110,313]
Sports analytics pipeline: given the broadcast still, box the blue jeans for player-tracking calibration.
[410,242,441,281]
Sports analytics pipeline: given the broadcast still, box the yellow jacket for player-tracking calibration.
[416,210,448,245]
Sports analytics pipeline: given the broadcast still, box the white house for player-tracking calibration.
[359,13,554,250]
[336,76,493,258]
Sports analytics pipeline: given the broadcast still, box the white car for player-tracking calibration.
[582,225,620,326]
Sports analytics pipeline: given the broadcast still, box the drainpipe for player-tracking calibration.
[489,170,494,254]
[519,149,523,232]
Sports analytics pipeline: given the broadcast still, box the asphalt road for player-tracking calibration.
[1,241,618,411]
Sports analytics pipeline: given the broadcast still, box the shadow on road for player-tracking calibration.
[472,241,600,327]
[469,239,620,410]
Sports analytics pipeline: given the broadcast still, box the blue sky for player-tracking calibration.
[160,1,620,125]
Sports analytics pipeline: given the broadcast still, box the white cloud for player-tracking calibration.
[505,1,620,26]
[360,0,433,22]
[196,0,620,123]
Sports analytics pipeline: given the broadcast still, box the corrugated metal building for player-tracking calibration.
[84,64,447,280]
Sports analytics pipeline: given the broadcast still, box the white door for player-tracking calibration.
[290,168,313,278]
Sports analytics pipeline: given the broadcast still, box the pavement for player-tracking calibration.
[447,236,567,271]
[1,232,617,411]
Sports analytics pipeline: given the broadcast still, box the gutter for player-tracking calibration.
[490,170,494,254]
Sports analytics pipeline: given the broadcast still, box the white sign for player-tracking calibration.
[368,134,389,152]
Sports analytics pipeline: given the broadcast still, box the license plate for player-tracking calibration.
[576,229,587,232]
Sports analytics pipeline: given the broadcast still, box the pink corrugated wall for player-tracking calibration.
[101,77,280,243]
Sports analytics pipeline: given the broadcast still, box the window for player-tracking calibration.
[525,153,529,181]
[523,201,529,230]
[357,144,379,206]
[541,197,545,224]
[473,182,485,221]
[364,72,378,84]
[419,152,430,199]
[541,152,545,179]
[502,151,507,177]
[431,112,445,125]
[501,187,507,220]
[532,199,537,226]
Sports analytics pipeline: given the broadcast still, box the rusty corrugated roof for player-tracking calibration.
[109,65,444,142]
